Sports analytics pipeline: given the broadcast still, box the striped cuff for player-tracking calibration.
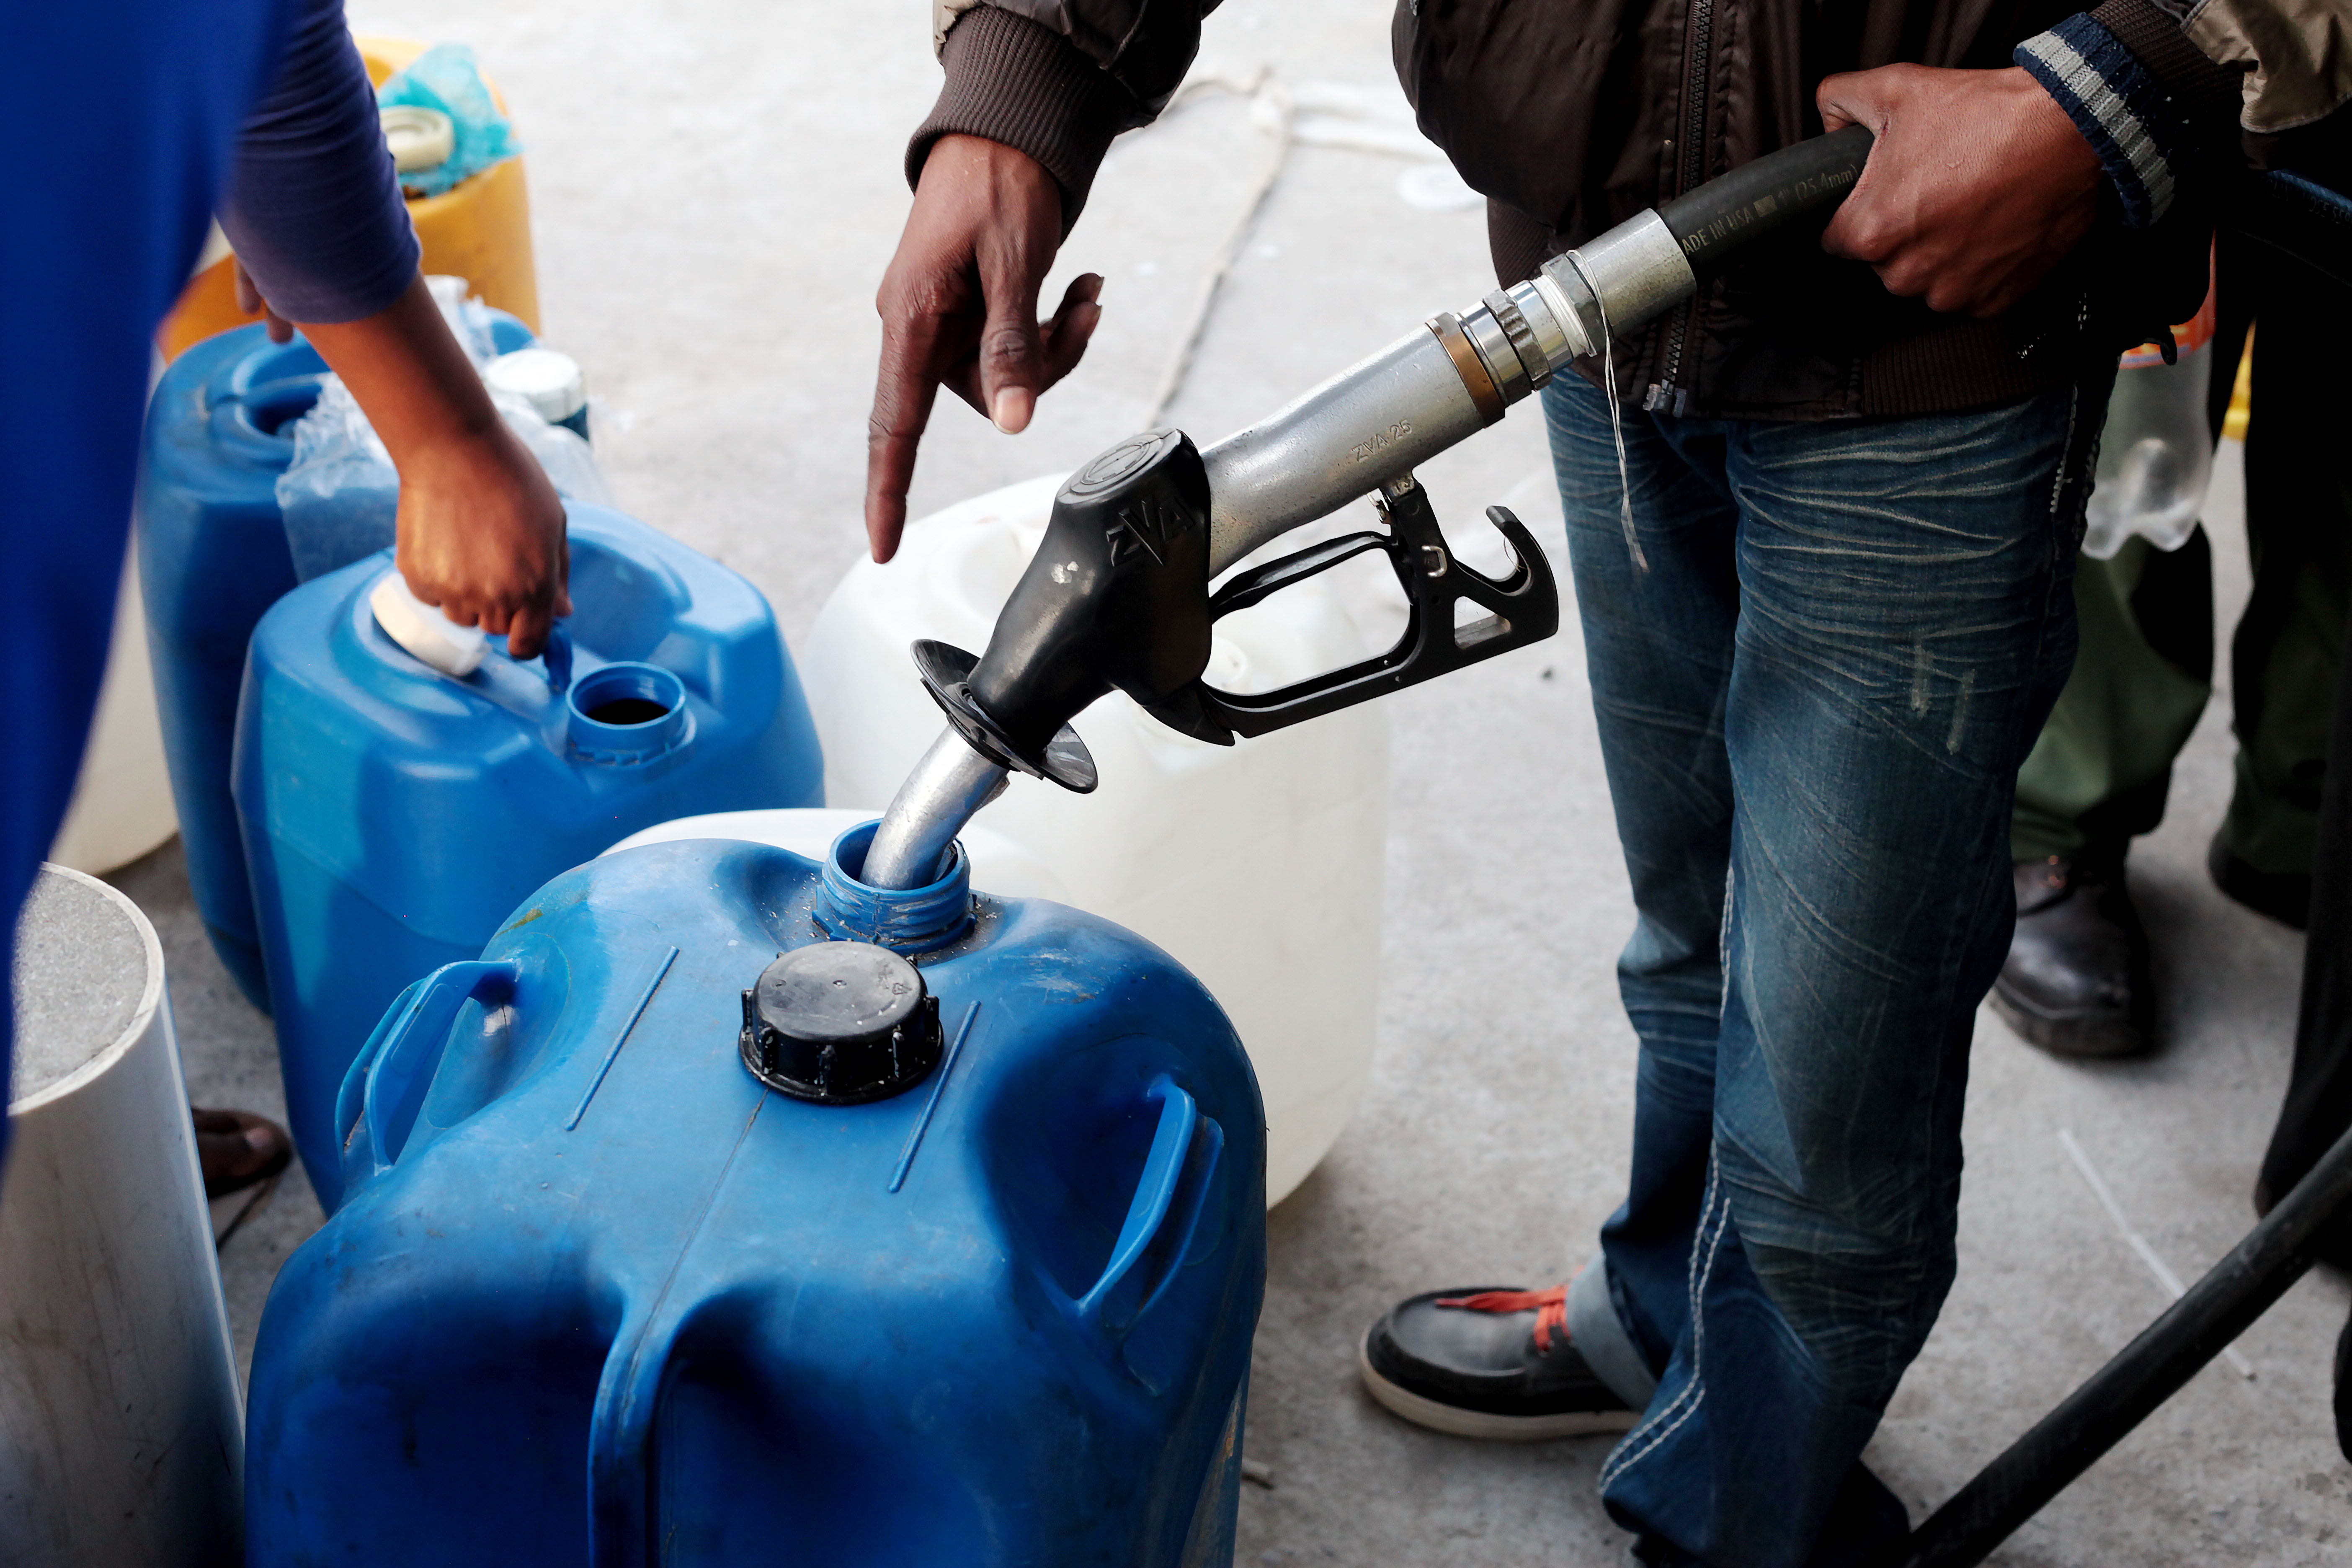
[2017,14,2178,227]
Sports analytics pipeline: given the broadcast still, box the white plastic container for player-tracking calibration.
[1,865,243,1566]
[797,475,1390,1205]
[48,550,178,875]
[484,346,589,439]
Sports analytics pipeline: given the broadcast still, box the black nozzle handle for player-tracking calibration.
[1189,480,1559,739]
[1659,124,1876,276]
[939,428,1224,789]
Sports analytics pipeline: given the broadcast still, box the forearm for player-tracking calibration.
[304,275,570,655]
[218,0,418,323]
[299,274,503,465]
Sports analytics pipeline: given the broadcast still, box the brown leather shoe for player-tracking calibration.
[1991,855,2151,1058]
[194,1107,292,1198]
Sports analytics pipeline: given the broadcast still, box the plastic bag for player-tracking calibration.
[2081,253,2219,561]
[376,44,520,199]
[276,379,614,585]
[276,378,399,584]
[503,399,611,507]
[427,274,503,366]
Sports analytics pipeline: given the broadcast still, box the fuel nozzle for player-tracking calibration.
[953,427,1226,769]
[861,429,1227,888]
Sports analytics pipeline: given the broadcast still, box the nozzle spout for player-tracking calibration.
[861,732,1010,890]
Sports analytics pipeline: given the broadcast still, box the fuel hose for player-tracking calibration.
[1658,124,1877,274]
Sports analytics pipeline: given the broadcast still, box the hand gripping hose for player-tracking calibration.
[1656,124,1876,273]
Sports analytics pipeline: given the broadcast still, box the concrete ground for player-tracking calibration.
[118,0,2349,1560]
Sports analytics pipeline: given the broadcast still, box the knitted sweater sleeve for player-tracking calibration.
[906,0,1214,230]
[2017,0,2349,227]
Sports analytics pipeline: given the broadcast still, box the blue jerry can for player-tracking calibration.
[136,316,530,1008]
[245,828,1266,1566]
[235,503,822,1209]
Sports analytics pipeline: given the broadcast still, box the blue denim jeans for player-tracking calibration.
[1541,371,2102,1568]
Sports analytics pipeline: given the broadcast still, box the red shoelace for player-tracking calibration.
[1435,1283,1569,1353]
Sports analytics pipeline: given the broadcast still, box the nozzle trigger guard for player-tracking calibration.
[1188,476,1559,738]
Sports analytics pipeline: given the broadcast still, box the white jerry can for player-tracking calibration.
[49,550,178,876]
[792,474,1390,1206]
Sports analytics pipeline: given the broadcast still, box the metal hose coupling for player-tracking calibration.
[1196,127,1876,572]
[1195,208,1696,573]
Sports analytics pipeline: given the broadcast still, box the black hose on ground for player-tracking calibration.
[1658,124,1877,276]
[1890,1118,2352,1568]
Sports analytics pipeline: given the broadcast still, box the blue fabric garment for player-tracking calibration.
[218,0,420,322]
[1541,371,2107,1567]
[2,0,291,1158]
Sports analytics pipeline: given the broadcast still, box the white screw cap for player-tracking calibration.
[484,348,588,424]
[381,106,455,175]
[370,572,487,678]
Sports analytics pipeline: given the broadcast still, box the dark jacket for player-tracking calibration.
[913,0,2339,420]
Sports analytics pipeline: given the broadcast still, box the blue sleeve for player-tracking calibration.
[217,0,419,323]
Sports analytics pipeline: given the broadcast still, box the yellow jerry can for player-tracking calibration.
[157,35,538,358]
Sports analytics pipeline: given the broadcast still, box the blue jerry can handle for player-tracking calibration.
[336,961,520,1200]
[1076,1073,1224,1336]
[536,622,573,696]
[476,618,570,693]
[333,974,427,1160]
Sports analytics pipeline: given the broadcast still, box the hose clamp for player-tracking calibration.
[1483,290,1553,389]
[1460,305,1532,404]
[1425,312,1506,425]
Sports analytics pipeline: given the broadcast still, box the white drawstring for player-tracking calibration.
[1563,250,1647,573]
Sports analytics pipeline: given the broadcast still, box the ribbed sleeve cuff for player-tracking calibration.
[2016,2,2244,228]
[906,6,1138,232]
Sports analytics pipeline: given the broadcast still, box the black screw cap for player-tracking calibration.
[738,942,943,1104]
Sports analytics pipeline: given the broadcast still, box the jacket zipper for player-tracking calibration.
[1647,0,1714,414]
